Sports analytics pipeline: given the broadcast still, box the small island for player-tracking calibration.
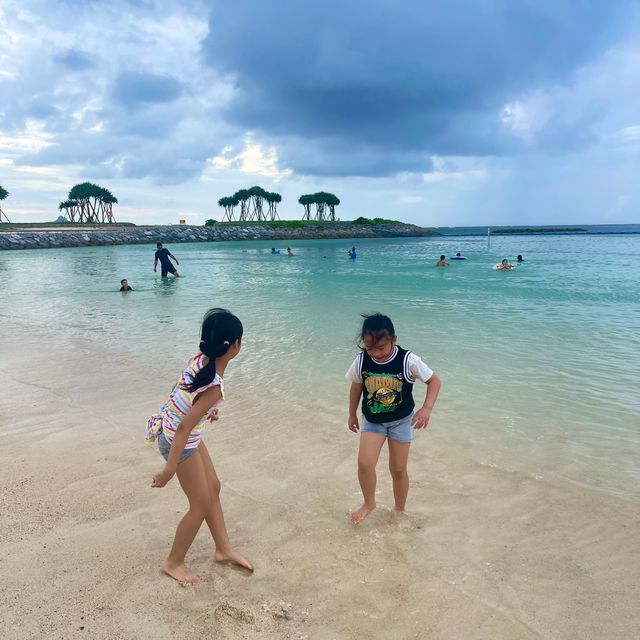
[490,227,588,234]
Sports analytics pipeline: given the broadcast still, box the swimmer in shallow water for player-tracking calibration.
[436,255,449,267]
[451,252,467,260]
[495,258,515,270]
[119,278,133,291]
[517,254,524,262]
[271,248,280,254]
[348,246,357,259]
[287,247,295,257]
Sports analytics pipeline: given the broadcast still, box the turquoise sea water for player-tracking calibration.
[2,233,639,500]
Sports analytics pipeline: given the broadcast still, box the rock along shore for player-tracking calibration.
[0,222,434,251]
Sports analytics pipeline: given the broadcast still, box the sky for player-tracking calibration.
[1,0,639,227]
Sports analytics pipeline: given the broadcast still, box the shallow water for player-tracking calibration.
[2,233,639,500]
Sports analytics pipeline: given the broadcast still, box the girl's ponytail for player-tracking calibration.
[186,309,243,392]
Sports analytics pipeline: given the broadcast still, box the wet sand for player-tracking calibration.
[1,326,639,639]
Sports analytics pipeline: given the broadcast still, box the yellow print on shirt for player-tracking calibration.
[364,372,403,414]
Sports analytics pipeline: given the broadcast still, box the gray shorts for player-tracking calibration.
[361,412,415,442]
[157,431,199,464]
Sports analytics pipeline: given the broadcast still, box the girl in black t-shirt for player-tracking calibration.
[346,313,441,525]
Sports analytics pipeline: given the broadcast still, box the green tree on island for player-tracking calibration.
[58,199,80,221]
[60,183,118,223]
[0,185,9,222]
[219,186,281,221]
[217,196,237,221]
[265,191,281,220]
[299,192,340,221]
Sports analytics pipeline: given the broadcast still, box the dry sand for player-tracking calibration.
[1,327,639,640]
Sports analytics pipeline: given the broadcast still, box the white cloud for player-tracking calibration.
[0,120,54,154]
[205,137,293,180]
[617,125,640,141]
[500,93,554,142]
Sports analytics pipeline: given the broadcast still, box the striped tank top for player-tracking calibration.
[145,353,224,450]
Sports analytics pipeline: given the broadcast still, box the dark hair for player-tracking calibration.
[157,242,163,248]
[359,313,396,348]
[120,278,126,285]
[440,255,445,260]
[186,308,243,392]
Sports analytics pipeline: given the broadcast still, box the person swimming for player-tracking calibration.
[436,255,449,267]
[451,252,467,260]
[495,258,515,270]
[517,254,524,262]
[271,248,280,254]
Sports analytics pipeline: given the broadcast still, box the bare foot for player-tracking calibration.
[389,508,407,524]
[214,548,254,572]
[161,560,204,586]
[351,503,375,525]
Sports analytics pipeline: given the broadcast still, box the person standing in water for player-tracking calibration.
[348,246,357,259]
[119,278,133,291]
[154,242,180,277]
[346,313,441,524]
[436,255,449,267]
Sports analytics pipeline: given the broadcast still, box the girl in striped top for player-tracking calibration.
[146,308,253,585]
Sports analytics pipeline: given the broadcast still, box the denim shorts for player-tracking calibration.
[361,412,415,442]
[157,431,199,464]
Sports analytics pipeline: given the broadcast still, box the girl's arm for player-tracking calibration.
[348,382,363,432]
[412,373,441,429]
[152,385,222,487]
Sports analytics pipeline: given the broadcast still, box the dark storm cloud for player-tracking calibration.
[111,70,183,109]
[201,0,635,176]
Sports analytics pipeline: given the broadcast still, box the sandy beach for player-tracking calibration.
[1,320,638,640]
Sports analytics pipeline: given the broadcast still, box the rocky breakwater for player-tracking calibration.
[0,222,434,250]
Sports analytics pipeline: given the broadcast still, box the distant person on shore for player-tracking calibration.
[119,278,133,291]
[146,308,253,584]
[436,255,449,267]
[287,247,295,257]
[348,246,357,259]
[346,313,441,525]
[495,258,515,270]
[154,242,180,277]
[517,254,525,262]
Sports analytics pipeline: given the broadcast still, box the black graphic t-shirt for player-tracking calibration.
[359,347,415,423]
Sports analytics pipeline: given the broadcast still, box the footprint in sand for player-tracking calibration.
[214,601,255,625]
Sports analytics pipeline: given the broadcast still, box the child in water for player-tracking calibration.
[495,258,515,270]
[145,308,253,584]
[346,314,441,524]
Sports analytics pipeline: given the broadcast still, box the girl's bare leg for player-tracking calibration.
[162,451,210,585]
[388,438,411,516]
[352,432,386,524]
[198,442,253,571]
